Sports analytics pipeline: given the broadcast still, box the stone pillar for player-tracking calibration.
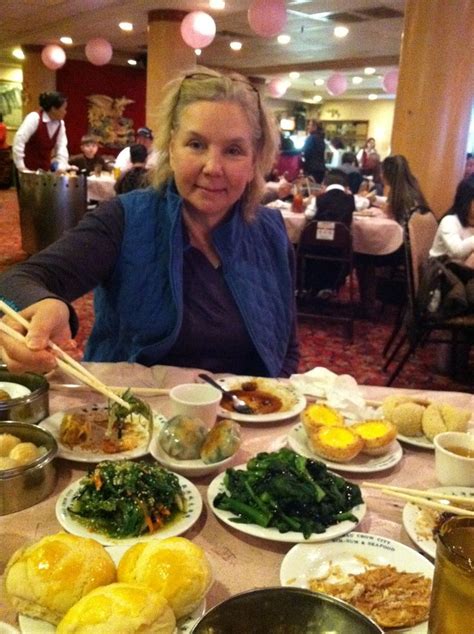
[21,46,56,118]
[391,0,474,218]
[146,10,196,133]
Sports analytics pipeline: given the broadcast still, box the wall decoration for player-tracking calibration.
[0,81,22,128]
[86,94,135,148]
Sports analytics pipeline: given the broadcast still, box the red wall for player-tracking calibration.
[56,60,146,155]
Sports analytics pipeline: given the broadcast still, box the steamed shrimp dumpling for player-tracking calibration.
[159,415,207,459]
[200,419,241,464]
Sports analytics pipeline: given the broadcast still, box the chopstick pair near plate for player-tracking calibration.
[0,300,131,409]
[363,481,474,517]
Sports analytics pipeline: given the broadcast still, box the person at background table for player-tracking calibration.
[12,91,68,173]
[327,137,345,169]
[302,119,326,184]
[340,151,363,194]
[114,126,159,174]
[114,144,150,195]
[0,67,299,379]
[69,135,109,176]
[0,113,8,150]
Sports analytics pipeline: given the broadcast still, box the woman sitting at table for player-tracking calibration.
[0,67,299,378]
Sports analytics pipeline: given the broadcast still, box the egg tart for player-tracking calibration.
[302,403,344,435]
[352,420,397,455]
[308,426,364,463]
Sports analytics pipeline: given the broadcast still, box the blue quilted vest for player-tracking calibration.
[85,182,293,376]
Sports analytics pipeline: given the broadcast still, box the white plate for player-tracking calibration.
[287,423,403,473]
[207,465,366,543]
[18,543,205,633]
[280,532,434,634]
[0,381,31,399]
[39,408,166,463]
[402,486,474,559]
[397,432,435,450]
[55,472,202,546]
[215,376,306,423]
[149,433,236,477]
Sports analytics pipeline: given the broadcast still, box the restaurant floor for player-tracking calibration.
[0,188,472,393]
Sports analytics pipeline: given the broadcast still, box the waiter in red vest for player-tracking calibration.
[13,91,68,172]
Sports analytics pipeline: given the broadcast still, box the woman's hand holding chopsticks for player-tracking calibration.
[0,298,73,374]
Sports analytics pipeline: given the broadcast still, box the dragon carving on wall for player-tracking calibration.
[86,94,135,148]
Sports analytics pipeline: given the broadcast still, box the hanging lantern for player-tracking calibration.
[41,45,66,70]
[268,78,289,98]
[248,0,287,37]
[326,73,348,97]
[180,11,216,49]
[382,69,399,94]
[85,38,113,66]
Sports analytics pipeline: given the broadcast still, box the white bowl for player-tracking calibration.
[434,431,474,486]
[149,435,236,477]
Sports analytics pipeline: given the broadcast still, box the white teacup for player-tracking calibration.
[434,431,474,486]
[169,383,221,426]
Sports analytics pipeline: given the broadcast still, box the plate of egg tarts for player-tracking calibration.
[287,402,403,473]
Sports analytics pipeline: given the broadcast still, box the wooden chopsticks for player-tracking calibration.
[0,301,130,409]
[49,383,170,396]
[363,482,474,517]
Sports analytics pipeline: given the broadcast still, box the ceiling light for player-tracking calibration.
[314,78,325,86]
[289,71,300,80]
[119,22,133,31]
[60,36,73,45]
[334,26,349,38]
[195,48,202,56]
[364,67,376,75]
[209,0,225,8]
[352,76,363,85]
[127,59,137,66]
[12,47,25,60]
[277,34,291,45]
[313,95,322,103]
[229,41,242,51]
[368,93,378,100]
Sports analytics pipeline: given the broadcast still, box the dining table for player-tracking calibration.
[0,362,472,630]
[86,172,117,202]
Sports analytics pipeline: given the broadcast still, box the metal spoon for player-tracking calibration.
[198,373,255,415]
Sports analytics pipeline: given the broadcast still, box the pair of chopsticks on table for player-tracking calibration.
[363,482,474,517]
[0,300,169,405]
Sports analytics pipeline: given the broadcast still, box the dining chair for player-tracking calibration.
[383,210,474,385]
[296,220,355,341]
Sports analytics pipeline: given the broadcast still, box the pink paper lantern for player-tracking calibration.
[41,45,66,70]
[85,38,113,66]
[248,0,287,37]
[382,69,399,94]
[326,73,348,97]
[180,11,216,49]
[268,78,289,98]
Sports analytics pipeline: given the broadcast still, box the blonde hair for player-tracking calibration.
[152,66,279,221]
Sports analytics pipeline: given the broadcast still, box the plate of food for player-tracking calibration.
[55,460,203,546]
[287,422,403,473]
[280,532,434,633]
[40,399,164,462]
[402,486,474,559]
[207,448,366,543]
[215,376,306,423]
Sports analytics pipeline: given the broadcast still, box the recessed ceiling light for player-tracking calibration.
[277,34,291,45]
[289,71,300,80]
[60,36,73,45]
[127,59,137,66]
[229,41,242,51]
[314,78,325,86]
[195,48,202,56]
[352,76,363,85]
[119,22,133,31]
[12,47,25,60]
[209,0,225,8]
[334,26,349,38]
[364,67,376,75]
[313,95,322,103]
[368,93,378,100]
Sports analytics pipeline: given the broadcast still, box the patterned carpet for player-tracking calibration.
[1,188,472,393]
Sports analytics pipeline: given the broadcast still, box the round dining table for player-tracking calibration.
[86,172,117,202]
[0,362,472,630]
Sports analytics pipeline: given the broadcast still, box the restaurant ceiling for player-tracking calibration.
[0,0,405,103]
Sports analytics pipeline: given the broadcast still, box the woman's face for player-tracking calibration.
[49,102,67,120]
[169,100,255,222]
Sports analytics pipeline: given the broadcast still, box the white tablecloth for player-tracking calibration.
[87,173,116,202]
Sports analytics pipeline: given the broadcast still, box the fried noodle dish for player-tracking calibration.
[309,560,431,628]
